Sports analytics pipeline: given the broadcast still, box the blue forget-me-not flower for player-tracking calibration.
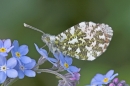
[0,39,14,57]
[89,70,118,86]
[15,59,36,79]
[0,56,18,83]
[11,40,31,64]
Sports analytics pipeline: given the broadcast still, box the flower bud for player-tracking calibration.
[112,78,119,84]
[109,83,115,86]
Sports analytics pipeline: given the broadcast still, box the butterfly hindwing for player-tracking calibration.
[54,22,113,61]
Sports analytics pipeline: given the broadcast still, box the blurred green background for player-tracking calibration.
[0,0,129,86]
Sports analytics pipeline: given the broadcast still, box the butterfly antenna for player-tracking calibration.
[24,23,45,34]
[41,44,47,48]
[48,49,51,55]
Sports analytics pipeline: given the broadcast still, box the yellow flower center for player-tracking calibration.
[103,78,108,82]
[0,48,6,52]
[64,63,69,68]
[15,52,21,57]
[1,66,7,71]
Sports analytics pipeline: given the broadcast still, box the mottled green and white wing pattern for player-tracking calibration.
[54,22,113,61]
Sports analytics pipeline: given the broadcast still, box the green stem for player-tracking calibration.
[1,78,18,86]
[1,69,68,86]
[35,69,68,84]
[1,84,4,86]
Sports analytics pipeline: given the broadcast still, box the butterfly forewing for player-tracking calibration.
[54,22,113,61]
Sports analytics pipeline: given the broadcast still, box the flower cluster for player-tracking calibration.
[0,39,36,84]
[0,39,80,86]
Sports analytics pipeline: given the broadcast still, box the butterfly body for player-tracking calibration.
[40,21,113,61]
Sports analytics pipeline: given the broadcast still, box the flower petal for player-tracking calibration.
[6,69,18,78]
[20,56,31,64]
[94,74,104,81]
[40,49,49,58]
[12,40,19,52]
[66,69,74,76]
[24,70,36,77]
[18,45,29,55]
[0,52,8,57]
[11,40,19,57]
[68,66,79,73]
[70,72,80,81]
[34,44,42,54]
[0,71,6,83]
[110,73,118,80]
[53,52,60,60]
[40,48,48,56]
[105,70,114,78]
[90,78,103,85]
[48,57,57,62]
[6,46,14,53]
[18,70,24,79]
[7,58,17,68]
[24,59,36,69]
[47,57,57,66]
[11,50,15,57]
[90,78,96,84]
[4,39,11,49]
[65,56,72,65]
[34,44,48,57]
[59,53,66,65]
[0,40,3,48]
[0,56,6,66]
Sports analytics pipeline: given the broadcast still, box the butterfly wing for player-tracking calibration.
[54,22,113,61]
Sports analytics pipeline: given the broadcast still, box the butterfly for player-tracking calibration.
[24,21,113,61]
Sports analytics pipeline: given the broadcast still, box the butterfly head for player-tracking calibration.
[41,34,55,45]
[41,34,58,53]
